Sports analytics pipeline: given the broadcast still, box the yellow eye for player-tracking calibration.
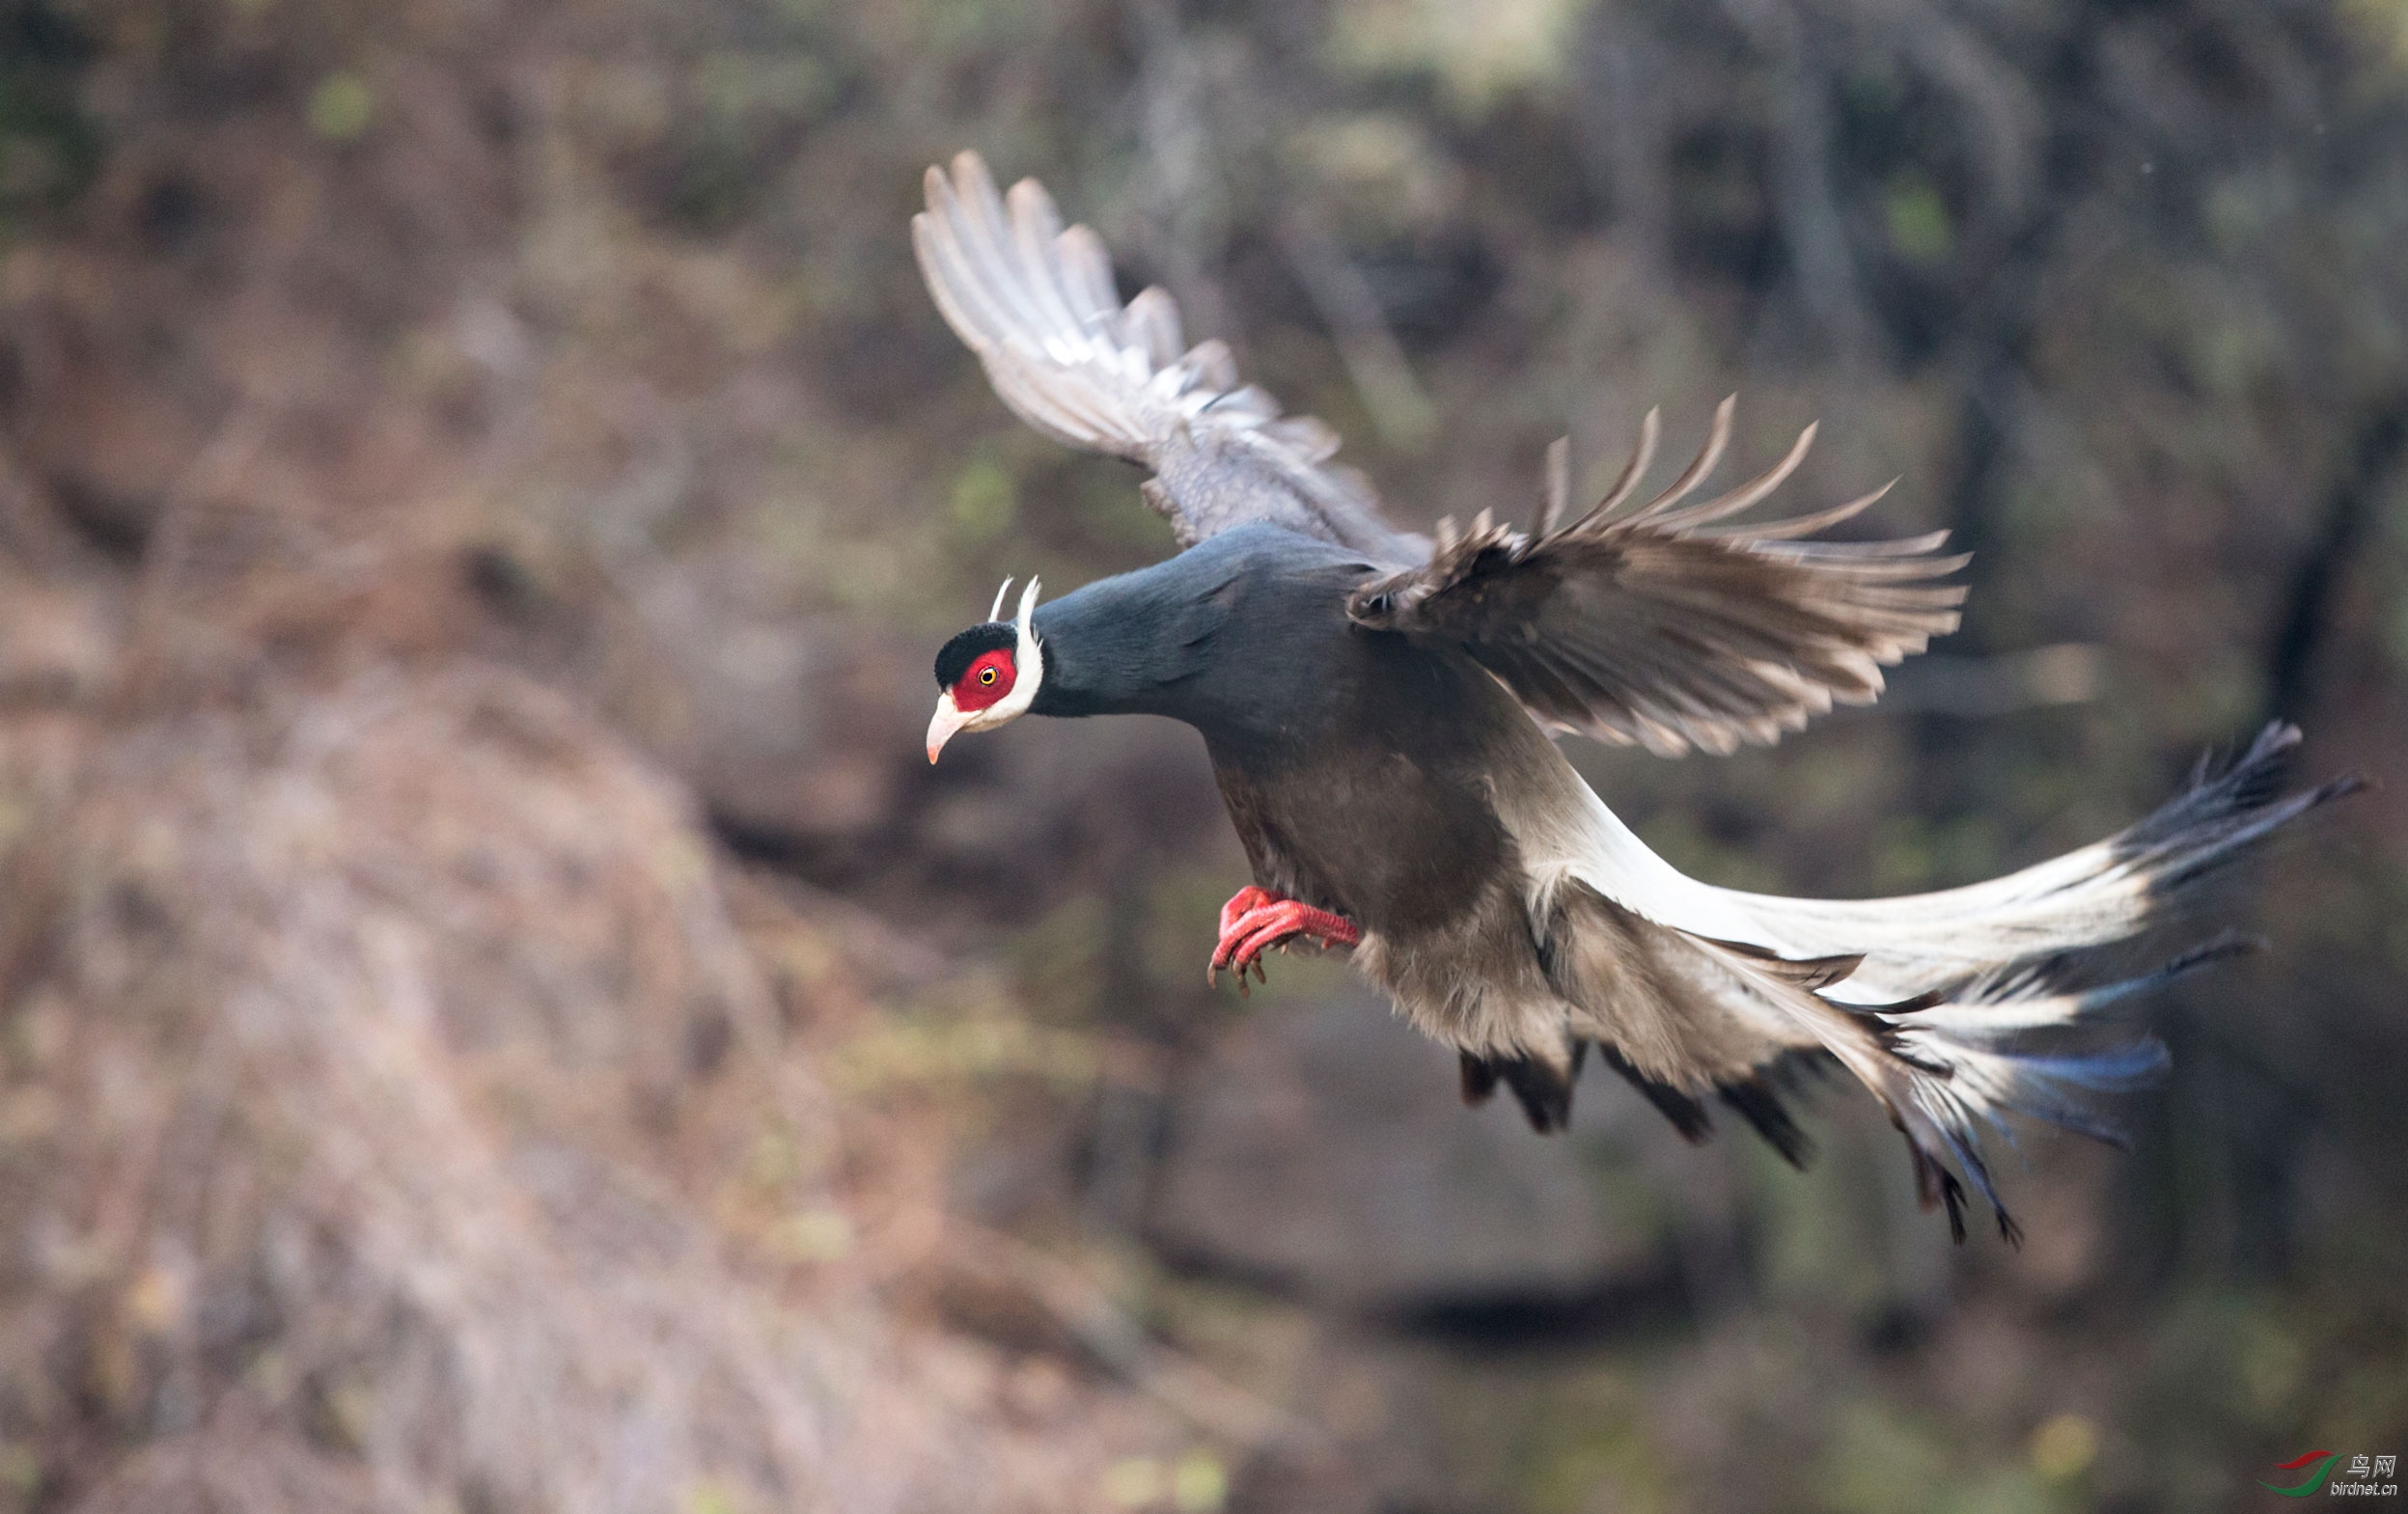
[980,668,997,684]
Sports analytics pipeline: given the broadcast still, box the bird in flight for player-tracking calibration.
[913,151,2352,1242]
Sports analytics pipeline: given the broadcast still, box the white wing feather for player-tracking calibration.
[914,152,1423,564]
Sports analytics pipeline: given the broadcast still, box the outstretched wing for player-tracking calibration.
[914,151,1424,565]
[1346,399,1968,757]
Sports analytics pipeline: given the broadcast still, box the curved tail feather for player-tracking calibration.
[1726,723,2361,1001]
[1549,722,2357,1242]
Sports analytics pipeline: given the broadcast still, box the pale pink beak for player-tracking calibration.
[927,693,969,763]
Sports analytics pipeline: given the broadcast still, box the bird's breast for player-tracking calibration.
[1202,636,1523,939]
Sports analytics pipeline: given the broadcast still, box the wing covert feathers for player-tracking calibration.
[914,151,1422,564]
[1347,398,1968,756]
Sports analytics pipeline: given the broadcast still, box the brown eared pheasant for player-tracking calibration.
[914,151,2356,1243]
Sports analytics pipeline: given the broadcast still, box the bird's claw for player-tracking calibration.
[1207,887,1360,992]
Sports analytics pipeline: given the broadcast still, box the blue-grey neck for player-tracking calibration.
[1027,524,1376,741]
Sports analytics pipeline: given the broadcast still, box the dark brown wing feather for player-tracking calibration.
[913,151,1424,565]
[1345,399,1968,756]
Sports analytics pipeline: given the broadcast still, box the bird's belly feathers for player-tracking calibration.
[1198,634,1532,935]
[1207,721,1576,1062]
[1207,734,1509,936]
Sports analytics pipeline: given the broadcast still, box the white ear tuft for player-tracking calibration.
[988,576,1016,623]
[958,574,1043,732]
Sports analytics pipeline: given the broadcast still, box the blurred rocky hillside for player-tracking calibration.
[0,0,2402,1509]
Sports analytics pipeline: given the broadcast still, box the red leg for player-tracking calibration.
[1210,887,1275,988]
[1209,887,1359,992]
[1218,885,1274,940]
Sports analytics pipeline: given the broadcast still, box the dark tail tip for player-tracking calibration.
[1719,1076,1815,1170]
[2225,722,2366,814]
[1458,1051,1500,1107]
[1594,1043,1714,1144]
[1503,1057,1576,1133]
[2313,770,2371,804]
[1460,1050,1579,1134]
[2160,931,2265,978]
[1909,1141,1971,1245]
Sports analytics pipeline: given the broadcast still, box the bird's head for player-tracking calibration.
[927,576,1043,762]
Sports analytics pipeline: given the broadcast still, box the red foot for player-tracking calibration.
[1208,886,1359,993]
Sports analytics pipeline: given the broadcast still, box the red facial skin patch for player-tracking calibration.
[952,648,1016,713]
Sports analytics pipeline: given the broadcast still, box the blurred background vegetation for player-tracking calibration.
[0,0,2402,1509]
